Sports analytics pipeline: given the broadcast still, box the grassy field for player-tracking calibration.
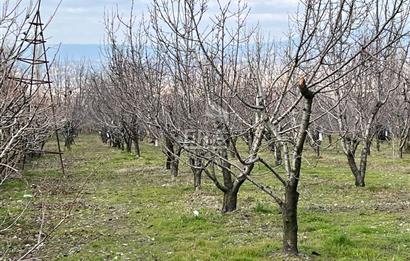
[0,134,409,260]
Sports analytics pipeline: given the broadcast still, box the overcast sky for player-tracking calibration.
[33,0,299,44]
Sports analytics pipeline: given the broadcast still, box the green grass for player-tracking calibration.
[0,135,409,260]
[254,201,277,214]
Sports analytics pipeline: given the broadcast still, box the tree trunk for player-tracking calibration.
[222,189,238,213]
[166,157,171,170]
[125,138,132,153]
[355,174,365,187]
[165,136,173,170]
[278,78,313,255]
[170,147,182,177]
[346,151,366,187]
[171,160,179,177]
[133,135,140,159]
[347,153,359,183]
[220,144,244,213]
[406,133,410,152]
[65,138,72,151]
[274,143,282,165]
[311,130,321,157]
[357,144,369,187]
[190,156,202,191]
[194,170,201,191]
[315,141,321,158]
[282,185,299,255]
[119,137,125,150]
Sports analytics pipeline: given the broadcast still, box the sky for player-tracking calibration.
[4,0,299,60]
[35,0,299,45]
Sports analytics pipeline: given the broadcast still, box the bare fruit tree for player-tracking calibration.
[0,0,60,184]
[92,0,410,255]
[322,1,410,186]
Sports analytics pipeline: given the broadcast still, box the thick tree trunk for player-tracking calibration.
[134,137,140,159]
[65,138,72,151]
[194,170,201,191]
[165,136,173,170]
[311,130,321,157]
[282,185,299,255]
[315,142,321,158]
[125,138,132,153]
[346,150,366,187]
[203,163,244,213]
[355,174,365,187]
[170,147,182,177]
[220,144,244,213]
[171,160,179,177]
[406,134,410,152]
[222,189,238,213]
[189,155,202,190]
[166,157,171,169]
[204,142,246,213]
[347,152,359,178]
[401,133,410,156]
[357,145,369,187]
[117,135,125,150]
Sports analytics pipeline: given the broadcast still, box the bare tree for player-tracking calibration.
[387,58,410,158]
[95,0,410,255]
[0,0,60,184]
[324,11,409,186]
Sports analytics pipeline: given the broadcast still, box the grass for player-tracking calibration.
[0,134,409,260]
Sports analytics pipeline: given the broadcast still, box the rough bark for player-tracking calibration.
[165,136,173,170]
[282,184,299,255]
[315,141,321,158]
[346,150,366,187]
[171,160,179,177]
[133,134,140,159]
[357,143,369,187]
[246,129,255,152]
[222,189,238,213]
[221,142,245,212]
[170,147,182,177]
[125,137,132,153]
[189,156,202,191]
[194,170,201,191]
